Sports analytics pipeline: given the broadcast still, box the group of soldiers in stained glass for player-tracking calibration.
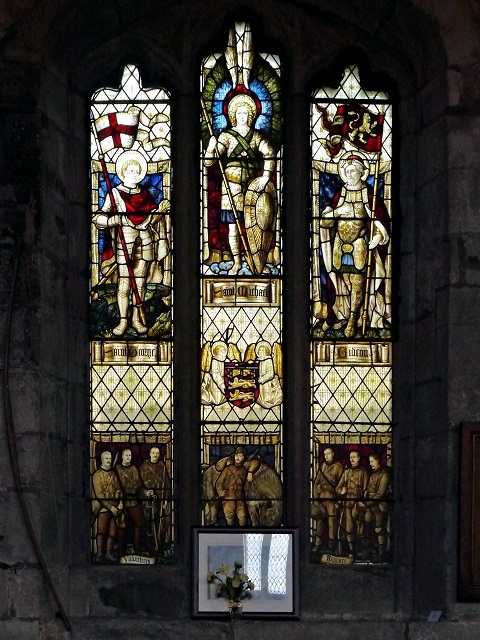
[202,444,283,528]
[92,444,172,563]
[311,445,392,563]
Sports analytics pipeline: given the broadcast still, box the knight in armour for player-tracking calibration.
[315,153,389,337]
[93,150,169,336]
[205,95,275,274]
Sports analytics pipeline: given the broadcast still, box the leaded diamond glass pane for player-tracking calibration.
[310,66,393,565]
[90,66,174,565]
[200,23,284,528]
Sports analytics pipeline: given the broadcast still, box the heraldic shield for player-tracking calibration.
[224,361,260,408]
[244,177,278,275]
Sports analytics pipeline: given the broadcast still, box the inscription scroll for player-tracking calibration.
[92,341,171,365]
[203,279,280,307]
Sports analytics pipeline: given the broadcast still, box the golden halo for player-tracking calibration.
[212,341,228,359]
[256,340,272,359]
[115,149,148,182]
[227,94,257,124]
[338,150,369,183]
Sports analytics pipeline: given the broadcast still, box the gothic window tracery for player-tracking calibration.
[310,65,393,564]
[199,22,285,529]
[89,65,174,564]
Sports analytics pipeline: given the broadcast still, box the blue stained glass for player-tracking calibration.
[319,173,341,211]
[98,173,164,208]
[250,79,273,136]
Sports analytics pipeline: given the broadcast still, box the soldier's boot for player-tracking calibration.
[134,526,144,555]
[375,544,387,562]
[345,275,366,338]
[373,533,387,562]
[311,535,323,554]
[356,536,369,560]
[228,230,242,275]
[96,535,105,562]
[117,528,127,557]
[346,534,355,558]
[106,536,118,563]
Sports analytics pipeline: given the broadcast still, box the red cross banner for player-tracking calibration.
[95,107,140,153]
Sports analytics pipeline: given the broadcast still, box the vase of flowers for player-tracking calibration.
[228,600,243,620]
[207,561,255,620]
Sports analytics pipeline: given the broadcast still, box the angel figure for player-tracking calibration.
[200,341,241,405]
[245,340,283,409]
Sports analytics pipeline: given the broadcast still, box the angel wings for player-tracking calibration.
[200,340,283,409]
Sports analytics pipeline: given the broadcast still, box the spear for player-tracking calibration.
[90,117,147,326]
[200,95,256,274]
[361,151,382,336]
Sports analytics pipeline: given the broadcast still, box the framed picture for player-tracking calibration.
[459,422,480,600]
[192,527,299,619]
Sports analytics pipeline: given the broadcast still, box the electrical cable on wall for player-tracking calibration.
[2,251,71,631]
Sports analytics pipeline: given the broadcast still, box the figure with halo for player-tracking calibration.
[93,149,170,337]
[204,93,276,275]
[316,152,390,338]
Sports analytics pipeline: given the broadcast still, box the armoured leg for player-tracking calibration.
[344,274,366,338]
[132,260,148,333]
[228,227,242,275]
[114,271,130,336]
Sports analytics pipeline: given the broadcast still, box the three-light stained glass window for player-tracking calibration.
[199,22,284,528]
[310,65,393,564]
[89,65,173,564]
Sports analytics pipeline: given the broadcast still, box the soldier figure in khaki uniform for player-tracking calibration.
[336,450,369,558]
[311,446,344,553]
[115,448,146,556]
[215,446,261,526]
[92,450,123,563]
[363,453,391,561]
[140,447,171,553]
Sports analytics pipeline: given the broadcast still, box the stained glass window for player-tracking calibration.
[310,65,393,564]
[200,22,284,527]
[89,65,173,564]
